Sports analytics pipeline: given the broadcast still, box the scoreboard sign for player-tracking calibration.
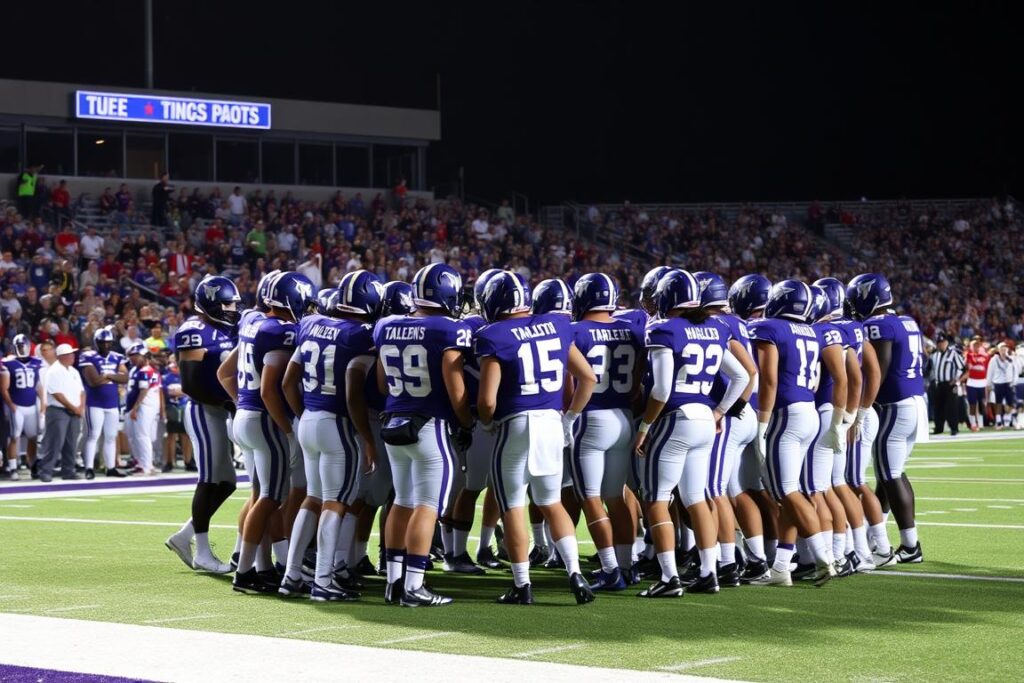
[75,90,271,130]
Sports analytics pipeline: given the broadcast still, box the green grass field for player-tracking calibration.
[2,436,1023,682]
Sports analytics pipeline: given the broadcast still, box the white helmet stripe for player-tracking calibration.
[511,271,526,309]
[600,273,616,307]
[800,281,813,317]
[681,270,699,307]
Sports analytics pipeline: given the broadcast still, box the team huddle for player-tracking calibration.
[160,263,926,606]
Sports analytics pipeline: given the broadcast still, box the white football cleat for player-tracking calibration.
[749,567,792,587]
[193,553,232,574]
[165,533,194,569]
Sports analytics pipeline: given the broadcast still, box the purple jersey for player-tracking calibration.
[475,313,573,421]
[236,315,297,412]
[863,313,925,403]
[832,317,864,363]
[813,321,846,407]
[613,308,649,330]
[645,317,730,411]
[462,314,486,410]
[78,350,126,409]
[748,318,820,408]
[709,313,758,411]
[174,315,237,405]
[295,314,374,415]
[126,365,160,409]
[2,356,42,407]
[375,314,472,422]
[572,318,642,411]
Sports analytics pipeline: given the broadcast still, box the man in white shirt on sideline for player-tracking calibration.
[37,344,85,482]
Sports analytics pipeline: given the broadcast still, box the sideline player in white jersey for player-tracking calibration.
[476,270,598,605]
[164,275,242,573]
[634,270,749,597]
[1,335,44,480]
[79,328,129,479]
[125,343,164,475]
[222,271,315,594]
[376,263,473,607]
[569,273,644,590]
[748,280,838,587]
[693,272,759,586]
[281,272,381,601]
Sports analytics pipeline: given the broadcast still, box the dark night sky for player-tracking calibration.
[3,2,1020,204]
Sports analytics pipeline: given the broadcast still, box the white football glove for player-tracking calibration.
[562,410,579,448]
[755,421,769,465]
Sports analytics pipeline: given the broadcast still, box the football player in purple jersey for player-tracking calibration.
[0,335,44,481]
[221,271,316,594]
[748,280,839,587]
[634,270,750,597]
[694,272,761,586]
[164,275,241,574]
[570,273,645,590]
[375,264,473,607]
[280,271,381,601]
[78,328,129,479]
[477,270,598,605]
[848,273,924,565]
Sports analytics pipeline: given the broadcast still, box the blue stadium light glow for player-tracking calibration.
[74,90,271,130]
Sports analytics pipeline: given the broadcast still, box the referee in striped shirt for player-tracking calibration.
[930,332,967,435]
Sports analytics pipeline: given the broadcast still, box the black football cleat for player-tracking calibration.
[257,568,282,589]
[106,467,127,478]
[543,553,566,570]
[333,566,364,591]
[384,580,404,605]
[569,572,595,604]
[400,585,453,607]
[792,562,817,581]
[446,552,485,575]
[739,559,770,584]
[85,468,95,480]
[896,542,923,564]
[528,544,552,568]
[353,555,377,576]
[638,576,684,598]
[834,556,855,578]
[717,562,741,588]
[679,561,701,585]
[684,571,720,594]
[230,552,239,571]
[310,581,360,602]
[497,583,534,605]
[278,575,312,598]
[232,569,277,595]
[477,546,504,569]
[813,562,837,587]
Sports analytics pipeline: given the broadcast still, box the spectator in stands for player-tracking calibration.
[79,261,100,292]
[16,164,42,218]
[245,220,268,259]
[204,218,225,244]
[54,223,79,260]
[151,173,174,227]
[0,251,17,273]
[80,226,104,265]
[228,186,247,226]
[393,177,408,209]
[0,286,21,318]
[114,183,133,226]
[51,260,76,300]
[49,180,71,224]
[144,323,168,354]
[98,186,116,215]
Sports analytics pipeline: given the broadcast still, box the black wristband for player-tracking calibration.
[726,398,748,418]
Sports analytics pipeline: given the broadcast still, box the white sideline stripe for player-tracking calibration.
[870,571,1024,584]
[44,604,101,613]
[911,478,1024,484]
[952,508,977,512]
[918,497,1024,503]
[0,515,235,529]
[126,499,158,503]
[513,643,585,658]
[0,614,743,683]
[64,498,100,502]
[377,631,455,645]
[0,503,33,508]
[988,505,1013,509]
[659,657,743,672]
[887,520,1024,530]
[143,614,221,624]
[276,625,361,637]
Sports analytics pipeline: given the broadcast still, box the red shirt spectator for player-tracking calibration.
[204,220,226,243]
[54,225,79,257]
[99,255,122,280]
[167,252,193,276]
[50,181,70,209]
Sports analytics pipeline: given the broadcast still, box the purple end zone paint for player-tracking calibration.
[0,663,162,682]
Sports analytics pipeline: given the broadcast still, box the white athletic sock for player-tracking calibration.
[968,414,977,428]
[232,532,242,556]
[633,534,645,559]
[597,546,617,573]
[745,535,766,561]
[479,525,495,551]
[511,561,530,587]
[404,558,426,592]
[553,535,580,576]
[822,530,834,556]
[870,522,892,553]
[315,510,341,588]
[832,531,846,559]
[682,525,695,551]
[452,528,470,557]
[272,539,289,567]
[352,540,368,564]
[531,523,545,546]
[852,524,872,562]
[845,526,854,550]
[615,544,633,571]
[195,532,212,558]
[657,550,678,582]
[719,542,736,567]
[699,547,717,577]
[177,519,194,539]
[255,537,272,572]
[773,543,795,573]
[7,458,16,471]
[441,524,454,556]
[237,541,258,574]
[386,551,404,584]
[899,527,919,548]
[805,532,831,565]
[542,521,554,548]
[337,513,357,567]
[284,509,317,581]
